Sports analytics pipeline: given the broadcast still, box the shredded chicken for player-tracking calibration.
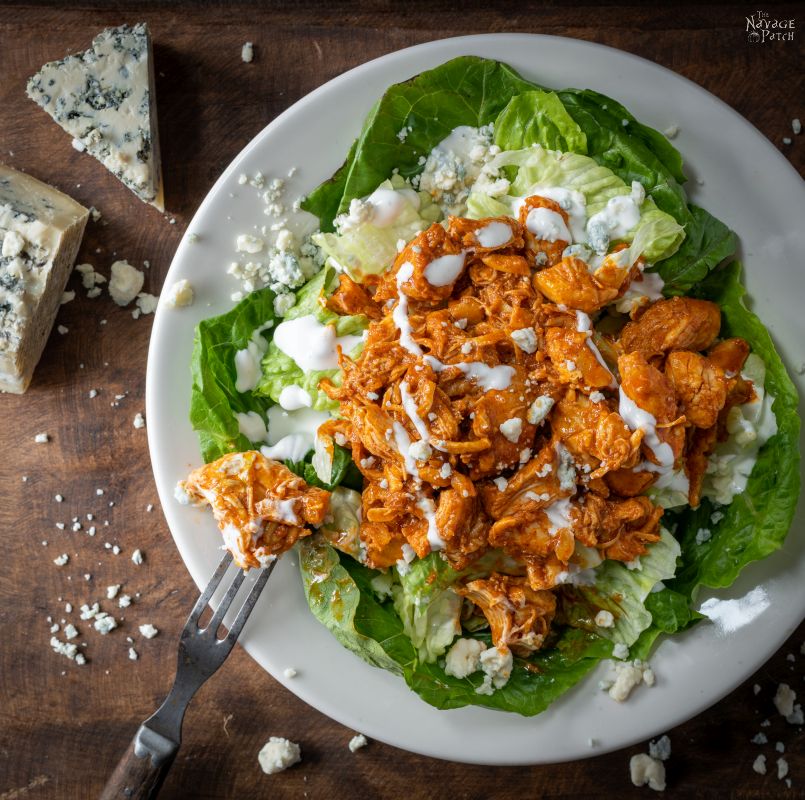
[186,200,754,653]
[181,451,330,569]
[456,573,557,655]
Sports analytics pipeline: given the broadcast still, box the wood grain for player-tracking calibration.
[0,3,802,799]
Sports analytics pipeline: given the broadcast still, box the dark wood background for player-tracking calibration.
[0,2,802,798]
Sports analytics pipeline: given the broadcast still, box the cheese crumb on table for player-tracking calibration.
[753,754,767,775]
[131,549,144,565]
[241,42,254,63]
[139,623,158,639]
[774,683,796,717]
[630,753,666,791]
[34,432,49,443]
[649,735,671,762]
[108,260,145,306]
[258,737,301,775]
[133,412,145,429]
[348,734,368,752]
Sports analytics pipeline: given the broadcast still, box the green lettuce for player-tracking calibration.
[313,177,439,282]
[559,528,681,646]
[466,145,685,265]
[254,267,368,412]
[493,90,587,153]
[190,289,276,462]
[298,539,613,715]
[301,56,536,230]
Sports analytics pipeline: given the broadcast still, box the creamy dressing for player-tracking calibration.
[337,185,420,231]
[221,522,249,563]
[615,272,665,314]
[517,187,587,242]
[544,497,573,535]
[702,354,777,505]
[235,410,269,443]
[618,388,675,469]
[260,405,330,463]
[586,181,645,253]
[392,261,423,357]
[416,495,445,549]
[278,385,312,410]
[273,314,363,372]
[392,421,417,479]
[575,310,617,387]
[453,361,515,391]
[525,207,573,243]
[475,221,513,248]
[234,322,274,393]
[274,498,300,526]
[399,382,431,443]
[424,252,466,286]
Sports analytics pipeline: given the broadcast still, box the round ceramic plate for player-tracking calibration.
[146,34,805,765]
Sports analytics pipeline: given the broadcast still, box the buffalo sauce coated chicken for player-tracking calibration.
[181,451,330,569]
[317,205,753,656]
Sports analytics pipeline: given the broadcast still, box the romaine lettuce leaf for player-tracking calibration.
[298,539,613,715]
[559,528,681,647]
[189,289,276,463]
[285,445,362,492]
[391,555,462,663]
[302,56,537,230]
[493,90,588,153]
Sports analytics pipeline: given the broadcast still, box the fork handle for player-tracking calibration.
[99,727,178,800]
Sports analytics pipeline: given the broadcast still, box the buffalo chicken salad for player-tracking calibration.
[177,57,799,715]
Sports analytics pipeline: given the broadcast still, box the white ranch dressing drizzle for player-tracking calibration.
[273,498,301,526]
[234,411,269,443]
[575,310,617,388]
[586,181,645,252]
[618,387,675,469]
[417,495,445,549]
[234,321,274,393]
[544,497,574,536]
[615,272,665,314]
[475,221,513,248]
[392,261,423,357]
[424,252,466,287]
[278,385,313,410]
[260,406,330,463]
[525,207,573,243]
[273,314,363,372]
[516,187,587,242]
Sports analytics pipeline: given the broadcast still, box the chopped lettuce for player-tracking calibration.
[298,540,613,715]
[190,289,276,462]
[467,145,685,264]
[254,266,368,411]
[391,554,463,662]
[559,528,681,646]
[313,176,439,282]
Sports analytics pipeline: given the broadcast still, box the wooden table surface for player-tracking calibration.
[1,3,803,798]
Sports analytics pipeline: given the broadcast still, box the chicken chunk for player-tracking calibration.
[545,326,616,389]
[618,352,685,462]
[182,451,330,569]
[456,573,557,655]
[518,195,571,267]
[533,257,619,313]
[619,297,721,358]
[665,350,728,429]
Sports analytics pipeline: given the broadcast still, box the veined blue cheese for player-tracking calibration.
[27,23,164,210]
[0,165,89,393]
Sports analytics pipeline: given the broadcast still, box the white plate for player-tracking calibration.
[146,34,805,765]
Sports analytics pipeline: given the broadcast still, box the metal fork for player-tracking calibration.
[100,552,274,800]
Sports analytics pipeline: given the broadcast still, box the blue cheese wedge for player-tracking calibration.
[0,165,89,393]
[26,23,164,210]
